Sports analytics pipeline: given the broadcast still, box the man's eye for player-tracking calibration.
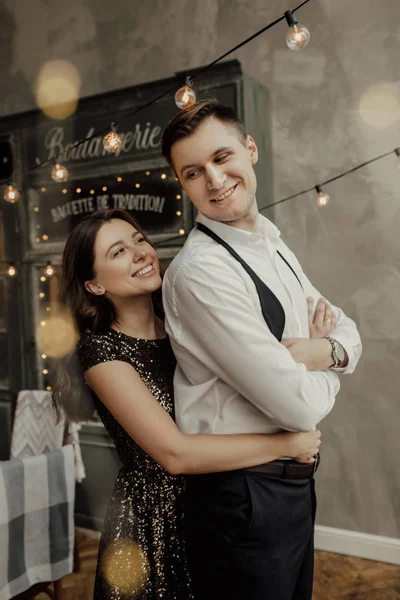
[215,154,229,163]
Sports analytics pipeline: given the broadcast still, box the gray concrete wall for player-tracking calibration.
[1,0,399,538]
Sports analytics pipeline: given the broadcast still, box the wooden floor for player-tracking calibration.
[313,550,400,599]
[36,528,400,600]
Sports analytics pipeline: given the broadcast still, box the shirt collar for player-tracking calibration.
[196,212,281,248]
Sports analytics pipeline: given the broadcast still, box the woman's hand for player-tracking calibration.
[307,297,336,338]
[287,430,321,464]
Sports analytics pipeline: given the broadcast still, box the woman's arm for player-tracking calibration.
[85,360,321,475]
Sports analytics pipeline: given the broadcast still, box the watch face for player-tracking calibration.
[336,342,345,363]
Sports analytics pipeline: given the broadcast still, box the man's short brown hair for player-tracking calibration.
[161,99,247,168]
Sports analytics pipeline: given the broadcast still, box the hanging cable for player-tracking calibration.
[259,147,399,212]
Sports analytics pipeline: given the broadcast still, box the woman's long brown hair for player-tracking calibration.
[52,209,162,422]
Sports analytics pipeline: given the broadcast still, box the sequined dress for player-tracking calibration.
[77,330,193,599]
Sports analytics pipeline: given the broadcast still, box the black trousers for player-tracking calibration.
[184,469,317,600]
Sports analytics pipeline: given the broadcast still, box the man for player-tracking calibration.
[161,100,362,600]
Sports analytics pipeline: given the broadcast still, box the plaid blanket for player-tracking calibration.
[0,446,75,600]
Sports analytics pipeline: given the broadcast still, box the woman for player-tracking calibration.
[53,209,324,600]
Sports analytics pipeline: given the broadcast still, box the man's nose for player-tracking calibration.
[206,166,225,191]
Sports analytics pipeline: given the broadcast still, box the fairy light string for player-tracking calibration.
[19,0,311,177]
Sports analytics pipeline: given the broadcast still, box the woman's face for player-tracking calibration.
[86,219,161,300]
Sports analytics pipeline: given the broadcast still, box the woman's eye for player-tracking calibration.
[113,248,124,257]
[215,154,229,163]
[137,236,145,243]
[187,170,198,179]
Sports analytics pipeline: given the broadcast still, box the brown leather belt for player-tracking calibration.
[242,454,320,479]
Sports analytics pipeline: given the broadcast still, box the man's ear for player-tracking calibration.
[84,280,105,296]
[247,135,258,165]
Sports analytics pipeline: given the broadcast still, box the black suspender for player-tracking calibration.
[277,251,303,291]
[197,223,286,341]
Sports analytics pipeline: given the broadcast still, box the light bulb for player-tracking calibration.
[44,263,55,277]
[7,264,17,277]
[285,10,310,51]
[3,184,20,203]
[51,163,68,183]
[315,185,330,207]
[103,123,123,153]
[175,77,196,109]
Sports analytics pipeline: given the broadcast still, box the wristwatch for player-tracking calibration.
[326,337,345,368]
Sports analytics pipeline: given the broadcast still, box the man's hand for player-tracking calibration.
[281,337,334,371]
[307,297,337,338]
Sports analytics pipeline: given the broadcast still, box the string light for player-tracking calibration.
[315,185,330,207]
[175,77,196,109]
[284,9,310,51]
[51,162,68,183]
[103,123,123,154]
[3,184,20,203]
[258,146,400,213]
[7,264,17,277]
[44,263,55,277]
[19,0,311,181]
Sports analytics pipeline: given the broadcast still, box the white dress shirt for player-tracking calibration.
[162,213,362,435]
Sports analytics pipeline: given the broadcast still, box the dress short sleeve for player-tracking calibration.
[76,330,126,372]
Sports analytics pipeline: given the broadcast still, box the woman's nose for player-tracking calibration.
[132,247,147,263]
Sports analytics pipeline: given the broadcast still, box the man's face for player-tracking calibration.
[171,117,259,228]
